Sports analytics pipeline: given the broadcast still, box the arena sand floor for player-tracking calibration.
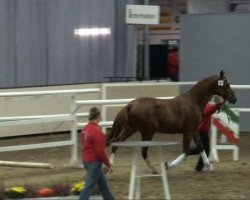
[0,133,250,199]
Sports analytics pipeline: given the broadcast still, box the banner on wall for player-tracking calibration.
[126,5,160,25]
[137,0,187,43]
[148,0,187,38]
[157,1,186,31]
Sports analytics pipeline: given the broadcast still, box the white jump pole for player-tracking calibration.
[0,161,53,169]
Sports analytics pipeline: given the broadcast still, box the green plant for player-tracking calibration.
[5,187,26,199]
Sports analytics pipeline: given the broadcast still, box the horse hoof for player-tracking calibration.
[165,161,170,170]
[207,164,214,172]
[201,164,214,172]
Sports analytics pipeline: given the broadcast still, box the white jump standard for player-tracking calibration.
[111,141,178,200]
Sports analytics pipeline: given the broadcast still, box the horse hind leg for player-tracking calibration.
[104,126,135,174]
[140,132,158,174]
[109,124,137,165]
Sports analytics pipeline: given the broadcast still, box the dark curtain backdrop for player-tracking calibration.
[0,0,138,87]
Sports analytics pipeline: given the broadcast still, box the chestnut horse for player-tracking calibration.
[107,71,236,173]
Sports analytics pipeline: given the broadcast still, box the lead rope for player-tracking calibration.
[221,101,231,124]
[224,101,231,125]
[216,100,230,124]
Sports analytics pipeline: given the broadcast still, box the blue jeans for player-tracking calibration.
[79,162,114,200]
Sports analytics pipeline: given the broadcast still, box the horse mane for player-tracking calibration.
[185,75,219,99]
[192,75,219,90]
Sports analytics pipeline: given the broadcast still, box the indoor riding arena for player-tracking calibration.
[1,1,250,200]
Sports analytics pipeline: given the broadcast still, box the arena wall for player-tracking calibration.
[180,12,250,132]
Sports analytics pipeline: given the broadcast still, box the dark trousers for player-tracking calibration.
[189,131,210,171]
[80,162,114,200]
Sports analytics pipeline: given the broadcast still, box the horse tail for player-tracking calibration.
[106,103,132,146]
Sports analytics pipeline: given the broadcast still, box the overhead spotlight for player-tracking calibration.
[74,28,111,36]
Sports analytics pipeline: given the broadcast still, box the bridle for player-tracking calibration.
[217,78,234,103]
[226,91,235,101]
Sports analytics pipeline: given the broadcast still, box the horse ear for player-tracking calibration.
[220,70,225,78]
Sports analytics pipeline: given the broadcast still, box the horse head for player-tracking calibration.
[215,70,237,104]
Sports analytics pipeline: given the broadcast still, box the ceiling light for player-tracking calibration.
[74,28,111,36]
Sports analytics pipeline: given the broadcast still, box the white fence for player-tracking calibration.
[0,82,250,168]
[0,88,100,167]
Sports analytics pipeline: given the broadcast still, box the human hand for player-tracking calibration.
[108,165,113,174]
[219,98,226,104]
[103,166,109,174]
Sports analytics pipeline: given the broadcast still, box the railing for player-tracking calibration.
[0,88,101,167]
[0,88,100,97]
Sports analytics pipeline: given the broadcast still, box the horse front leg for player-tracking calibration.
[192,131,213,171]
[165,132,192,169]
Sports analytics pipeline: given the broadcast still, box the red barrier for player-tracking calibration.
[213,119,239,145]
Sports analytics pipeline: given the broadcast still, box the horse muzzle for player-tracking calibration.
[227,92,237,104]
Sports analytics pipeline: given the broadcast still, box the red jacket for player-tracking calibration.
[199,102,222,132]
[167,51,179,78]
[81,122,111,168]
